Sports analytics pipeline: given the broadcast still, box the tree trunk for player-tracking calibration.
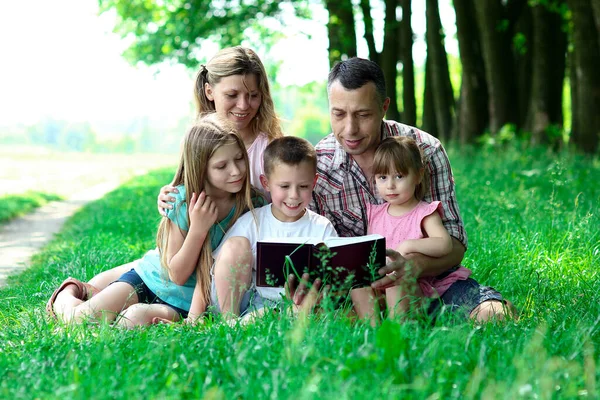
[422,56,438,136]
[474,0,518,134]
[592,0,600,47]
[453,0,488,144]
[568,47,578,138]
[324,0,358,68]
[400,0,416,126]
[513,6,533,129]
[568,0,600,152]
[382,0,400,121]
[359,0,378,63]
[525,3,567,144]
[426,0,454,142]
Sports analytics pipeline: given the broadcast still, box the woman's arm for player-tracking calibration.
[166,192,217,285]
[157,185,179,216]
[396,213,453,258]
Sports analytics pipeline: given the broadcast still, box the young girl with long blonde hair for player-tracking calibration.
[47,115,261,326]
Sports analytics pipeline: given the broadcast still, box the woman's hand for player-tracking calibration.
[188,191,218,233]
[157,184,179,216]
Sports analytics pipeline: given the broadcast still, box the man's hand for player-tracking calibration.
[371,249,411,290]
[158,184,179,216]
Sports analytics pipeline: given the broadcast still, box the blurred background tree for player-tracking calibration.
[98,0,599,153]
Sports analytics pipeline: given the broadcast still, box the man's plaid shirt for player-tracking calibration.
[310,120,467,248]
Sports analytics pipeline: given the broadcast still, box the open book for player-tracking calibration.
[256,234,386,289]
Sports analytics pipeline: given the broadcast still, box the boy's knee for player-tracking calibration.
[221,237,251,255]
[215,237,252,276]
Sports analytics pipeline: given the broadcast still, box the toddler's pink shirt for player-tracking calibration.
[367,201,471,297]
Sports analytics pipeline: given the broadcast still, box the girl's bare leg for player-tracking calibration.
[63,282,139,324]
[52,263,134,319]
[213,237,252,319]
[386,281,423,320]
[116,303,181,328]
[88,263,134,289]
[350,287,381,327]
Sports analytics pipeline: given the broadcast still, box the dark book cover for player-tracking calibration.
[256,234,386,289]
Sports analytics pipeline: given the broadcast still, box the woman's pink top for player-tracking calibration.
[246,132,270,201]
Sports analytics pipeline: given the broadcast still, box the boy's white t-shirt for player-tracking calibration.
[213,204,338,301]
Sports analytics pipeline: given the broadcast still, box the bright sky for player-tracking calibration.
[0,0,455,133]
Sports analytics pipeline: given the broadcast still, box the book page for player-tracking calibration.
[323,234,384,248]
[259,237,320,245]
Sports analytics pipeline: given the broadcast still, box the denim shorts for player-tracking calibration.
[426,277,504,320]
[115,269,188,318]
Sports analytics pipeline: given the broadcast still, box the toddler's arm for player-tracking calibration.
[166,192,217,285]
[396,212,453,258]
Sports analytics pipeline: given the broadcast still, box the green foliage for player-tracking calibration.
[0,192,63,224]
[1,148,599,398]
[278,81,331,144]
[98,0,311,68]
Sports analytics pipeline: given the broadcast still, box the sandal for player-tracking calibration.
[46,277,99,319]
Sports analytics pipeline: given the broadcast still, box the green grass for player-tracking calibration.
[0,191,63,224]
[1,145,599,399]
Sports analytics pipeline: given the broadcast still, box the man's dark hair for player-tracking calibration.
[263,136,317,177]
[327,57,387,105]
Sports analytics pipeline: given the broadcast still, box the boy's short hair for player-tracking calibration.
[263,136,317,177]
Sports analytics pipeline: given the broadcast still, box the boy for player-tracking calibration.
[212,136,338,309]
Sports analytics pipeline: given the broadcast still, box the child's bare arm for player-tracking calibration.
[166,192,217,285]
[187,281,207,321]
[397,212,453,258]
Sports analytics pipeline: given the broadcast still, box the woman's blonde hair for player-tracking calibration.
[194,46,283,142]
[156,114,255,313]
[373,136,429,200]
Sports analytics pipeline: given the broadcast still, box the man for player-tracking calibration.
[290,57,512,321]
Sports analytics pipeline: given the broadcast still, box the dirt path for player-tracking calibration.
[0,181,125,287]
[0,148,177,288]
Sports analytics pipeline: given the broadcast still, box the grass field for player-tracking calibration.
[0,142,598,399]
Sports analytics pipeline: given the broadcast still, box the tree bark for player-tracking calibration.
[422,56,438,136]
[474,0,518,134]
[426,0,454,142]
[324,0,358,68]
[359,0,378,63]
[453,0,488,143]
[513,6,533,129]
[400,0,417,126]
[382,0,401,121]
[525,3,567,144]
[568,0,600,152]
[591,0,600,47]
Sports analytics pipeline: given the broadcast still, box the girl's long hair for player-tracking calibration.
[194,46,283,142]
[155,115,255,313]
[373,136,430,200]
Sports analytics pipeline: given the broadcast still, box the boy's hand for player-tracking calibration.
[158,184,179,216]
[189,191,218,233]
[371,249,408,290]
[285,273,329,314]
